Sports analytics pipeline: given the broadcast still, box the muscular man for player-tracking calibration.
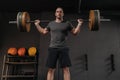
[34,7,83,80]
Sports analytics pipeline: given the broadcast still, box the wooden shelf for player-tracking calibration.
[1,54,38,80]
[2,75,36,78]
[5,61,37,65]
[6,55,36,58]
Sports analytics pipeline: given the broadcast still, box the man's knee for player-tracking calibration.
[48,68,55,74]
[63,67,70,73]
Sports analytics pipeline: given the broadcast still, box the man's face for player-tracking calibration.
[55,8,64,19]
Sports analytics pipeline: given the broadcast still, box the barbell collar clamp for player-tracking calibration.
[9,21,17,24]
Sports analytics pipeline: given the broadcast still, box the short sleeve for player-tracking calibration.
[46,22,51,31]
[67,21,74,31]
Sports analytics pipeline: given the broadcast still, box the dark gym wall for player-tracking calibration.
[0,11,120,80]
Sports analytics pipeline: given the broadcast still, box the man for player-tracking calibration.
[34,7,83,80]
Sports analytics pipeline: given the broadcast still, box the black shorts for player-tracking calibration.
[46,47,72,68]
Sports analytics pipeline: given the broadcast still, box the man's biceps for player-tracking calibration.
[71,28,75,31]
[44,28,49,32]
[70,29,74,33]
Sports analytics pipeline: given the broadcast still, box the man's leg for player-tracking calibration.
[46,48,58,80]
[47,68,55,80]
[63,67,70,80]
[59,48,71,80]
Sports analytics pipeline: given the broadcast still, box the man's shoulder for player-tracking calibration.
[49,20,55,23]
[62,20,71,23]
[47,21,54,26]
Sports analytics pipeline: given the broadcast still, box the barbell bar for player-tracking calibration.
[9,10,111,32]
[9,18,111,23]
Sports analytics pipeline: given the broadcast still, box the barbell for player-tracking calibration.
[9,10,111,32]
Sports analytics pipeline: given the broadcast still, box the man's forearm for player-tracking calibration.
[74,23,82,34]
[35,24,45,33]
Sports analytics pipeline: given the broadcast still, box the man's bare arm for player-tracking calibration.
[71,19,83,35]
[34,20,49,35]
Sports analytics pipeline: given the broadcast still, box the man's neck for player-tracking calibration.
[55,18,63,23]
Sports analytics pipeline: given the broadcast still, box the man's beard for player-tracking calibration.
[56,16,62,19]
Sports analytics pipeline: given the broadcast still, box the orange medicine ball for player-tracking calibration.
[7,47,17,56]
[18,47,26,56]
